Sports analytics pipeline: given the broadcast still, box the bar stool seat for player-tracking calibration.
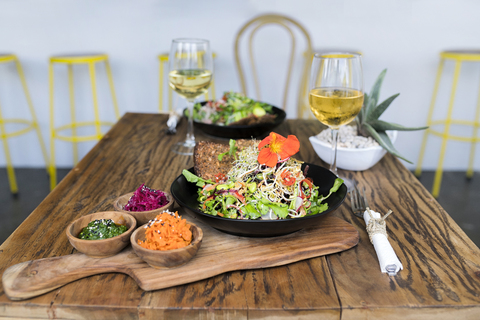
[0,54,48,194]
[415,50,480,197]
[49,53,120,190]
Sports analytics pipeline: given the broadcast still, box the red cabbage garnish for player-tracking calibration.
[124,184,169,212]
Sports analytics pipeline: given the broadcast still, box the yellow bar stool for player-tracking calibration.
[0,54,49,194]
[415,50,480,197]
[158,52,217,112]
[49,53,120,190]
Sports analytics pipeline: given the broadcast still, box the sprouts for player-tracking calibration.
[227,141,306,218]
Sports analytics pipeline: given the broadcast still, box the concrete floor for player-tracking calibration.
[1,168,479,247]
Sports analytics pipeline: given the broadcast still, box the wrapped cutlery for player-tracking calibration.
[166,110,180,135]
[363,208,403,276]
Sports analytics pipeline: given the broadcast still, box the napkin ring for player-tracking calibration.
[366,207,393,244]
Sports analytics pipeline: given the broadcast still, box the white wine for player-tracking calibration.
[309,87,364,129]
[168,69,212,100]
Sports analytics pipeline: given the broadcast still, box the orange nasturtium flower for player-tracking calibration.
[257,132,300,167]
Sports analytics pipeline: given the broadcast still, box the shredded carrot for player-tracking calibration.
[137,211,192,251]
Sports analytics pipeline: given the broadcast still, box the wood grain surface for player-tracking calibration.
[1,113,480,319]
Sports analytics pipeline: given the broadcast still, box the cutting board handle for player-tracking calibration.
[2,250,134,301]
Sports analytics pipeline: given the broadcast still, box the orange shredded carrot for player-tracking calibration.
[137,211,192,251]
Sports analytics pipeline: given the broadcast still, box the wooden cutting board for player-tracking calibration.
[2,215,359,301]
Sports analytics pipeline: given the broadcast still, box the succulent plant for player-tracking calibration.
[356,69,428,163]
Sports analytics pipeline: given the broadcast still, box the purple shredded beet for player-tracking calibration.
[123,184,169,212]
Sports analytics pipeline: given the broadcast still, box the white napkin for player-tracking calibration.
[363,209,403,276]
[166,111,179,129]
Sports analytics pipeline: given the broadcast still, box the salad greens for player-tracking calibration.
[182,141,343,220]
[192,91,274,125]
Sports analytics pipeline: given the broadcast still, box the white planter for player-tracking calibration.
[309,130,398,171]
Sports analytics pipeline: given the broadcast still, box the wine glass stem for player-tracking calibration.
[330,128,339,176]
[185,99,195,146]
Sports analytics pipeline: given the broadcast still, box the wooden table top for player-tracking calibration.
[1,112,480,319]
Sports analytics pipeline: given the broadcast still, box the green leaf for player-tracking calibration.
[306,202,329,216]
[357,93,368,124]
[368,93,400,121]
[369,119,429,132]
[218,139,238,161]
[366,69,387,116]
[182,169,214,187]
[330,178,344,193]
[259,199,289,219]
[362,123,413,163]
[243,203,261,219]
[317,178,344,203]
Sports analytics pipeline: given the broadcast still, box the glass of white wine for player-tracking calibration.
[168,38,213,155]
[309,53,364,190]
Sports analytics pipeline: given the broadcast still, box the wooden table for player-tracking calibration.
[1,113,480,319]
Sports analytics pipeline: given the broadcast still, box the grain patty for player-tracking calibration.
[193,139,258,181]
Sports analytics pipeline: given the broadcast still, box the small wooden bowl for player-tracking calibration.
[66,211,136,258]
[113,191,175,225]
[130,221,203,269]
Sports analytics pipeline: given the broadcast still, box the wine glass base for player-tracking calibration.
[340,176,356,192]
[171,141,196,156]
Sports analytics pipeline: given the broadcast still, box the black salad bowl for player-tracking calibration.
[188,102,286,140]
[170,163,347,237]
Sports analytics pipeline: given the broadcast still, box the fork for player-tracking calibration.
[350,184,369,218]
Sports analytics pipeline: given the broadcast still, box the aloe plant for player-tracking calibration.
[356,69,428,163]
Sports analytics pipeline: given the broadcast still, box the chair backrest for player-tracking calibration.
[234,14,313,118]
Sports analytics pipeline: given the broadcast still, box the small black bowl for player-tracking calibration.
[170,163,347,237]
[189,102,286,139]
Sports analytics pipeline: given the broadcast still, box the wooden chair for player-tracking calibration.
[234,14,313,119]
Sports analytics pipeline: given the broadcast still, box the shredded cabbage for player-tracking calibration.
[124,184,169,212]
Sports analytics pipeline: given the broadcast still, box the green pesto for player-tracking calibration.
[78,219,128,240]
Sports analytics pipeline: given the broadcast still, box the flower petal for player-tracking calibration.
[278,135,300,159]
[258,148,279,167]
[258,133,274,150]
[259,132,286,150]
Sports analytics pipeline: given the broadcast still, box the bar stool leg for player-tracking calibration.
[104,60,120,119]
[159,56,166,112]
[466,75,480,179]
[49,61,57,190]
[68,64,79,165]
[14,57,49,172]
[0,102,19,194]
[88,62,102,140]
[432,60,462,197]
[415,58,445,178]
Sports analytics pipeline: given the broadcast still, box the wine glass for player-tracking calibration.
[309,53,364,191]
[168,38,213,155]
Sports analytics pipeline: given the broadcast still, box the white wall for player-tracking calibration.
[1,0,480,171]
